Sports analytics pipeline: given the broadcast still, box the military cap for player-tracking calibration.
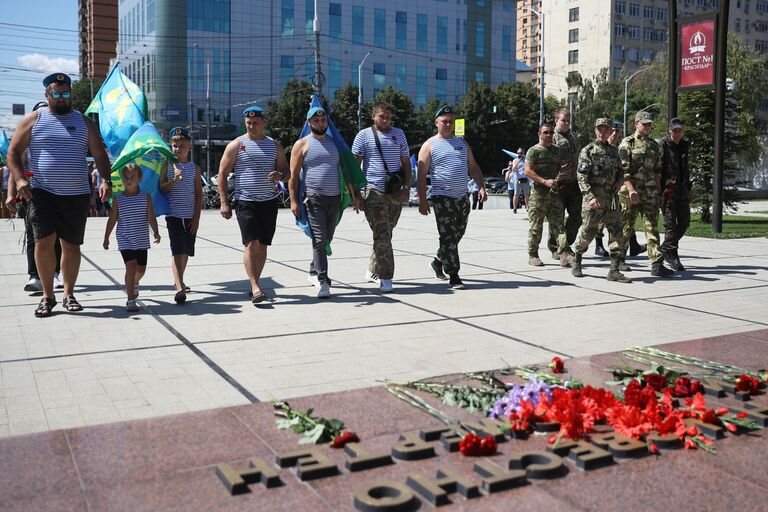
[42,73,71,88]
[306,106,326,120]
[668,117,685,129]
[612,121,623,129]
[33,101,48,112]
[634,111,654,123]
[594,118,611,128]
[169,126,191,139]
[434,105,455,120]
[243,106,265,118]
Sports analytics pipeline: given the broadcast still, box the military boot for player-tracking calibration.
[629,234,647,257]
[618,258,631,272]
[607,259,632,283]
[594,236,609,258]
[671,249,685,271]
[528,254,544,267]
[571,253,584,278]
[559,252,573,268]
[651,260,675,277]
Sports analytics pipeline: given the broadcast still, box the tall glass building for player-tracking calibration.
[117,0,518,139]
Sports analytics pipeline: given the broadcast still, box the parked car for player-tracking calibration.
[483,176,507,194]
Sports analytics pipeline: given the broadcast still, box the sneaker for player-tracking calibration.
[126,299,139,312]
[528,256,544,267]
[430,259,447,280]
[307,274,320,288]
[449,274,465,290]
[380,279,394,293]
[317,282,331,299]
[365,270,380,284]
[24,276,42,292]
[54,273,63,289]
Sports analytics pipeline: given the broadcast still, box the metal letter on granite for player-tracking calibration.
[507,450,566,479]
[406,468,480,505]
[344,442,395,472]
[591,433,649,459]
[275,449,339,481]
[353,481,419,512]
[391,432,436,461]
[215,457,281,494]
[547,440,614,470]
[473,460,527,493]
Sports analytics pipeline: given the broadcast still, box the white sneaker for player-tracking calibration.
[307,274,320,288]
[317,283,331,299]
[54,273,64,289]
[380,279,394,293]
[365,270,380,284]
[24,276,42,292]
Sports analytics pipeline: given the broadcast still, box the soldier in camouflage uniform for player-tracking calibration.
[551,108,581,267]
[617,112,674,277]
[525,121,565,267]
[571,118,630,283]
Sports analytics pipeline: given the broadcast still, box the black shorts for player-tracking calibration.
[236,198,278,246]
[29,189,90,244]
[120,249,148,266]
[95,200,111,211]
[166,216,197,256]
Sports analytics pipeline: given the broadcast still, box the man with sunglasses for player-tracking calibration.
[524,122,565,267]
[7,72,112,317]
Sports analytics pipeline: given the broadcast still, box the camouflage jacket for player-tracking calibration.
[577,140,622,210]
[618,132,662,200]
[525,144,562,186]
[553,130,578,182]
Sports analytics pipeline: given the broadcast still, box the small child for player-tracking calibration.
[103,164,161,312]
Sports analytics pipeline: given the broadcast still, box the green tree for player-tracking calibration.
[495,81,545,152]
[265,79,322,153]
[459,82,500,175]
[371,86,418,142]
[329,83,360,144]
[411,98,443,149]
[71,78,102,114]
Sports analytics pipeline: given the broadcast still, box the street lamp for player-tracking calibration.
[623,66,650,137]
[531,9,544,124]
[358,50,373,132]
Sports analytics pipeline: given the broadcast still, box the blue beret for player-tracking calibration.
[169,127,191,139]
[42,73,71,88]
[243,106,265,118]
[434,105,455,120]
[306,107,326,120]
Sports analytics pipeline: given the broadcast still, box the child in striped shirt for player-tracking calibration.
[103,164,161,312]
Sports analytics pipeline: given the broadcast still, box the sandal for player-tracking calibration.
[126,299,139,312]
[251,291,267,305]
[34,297,57,318]
[183,285,191,293]
[174,290,187,304]
[63,295,83,312]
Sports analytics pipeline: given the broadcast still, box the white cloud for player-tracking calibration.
[17,53,78,75]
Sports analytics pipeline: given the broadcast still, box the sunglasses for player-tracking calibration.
[540,131,554,135]
[49,91,71,100]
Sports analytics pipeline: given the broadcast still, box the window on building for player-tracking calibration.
[628,3,640,16]
[280,55,294,88]
[416,67,427,106]
[657,7,668,21]
[503,1,512,12]
[643,27,653,40]
[613,46,625,60]
[329,3,341,42]
[615,1,625,15]
[374,8,386,48]
[476,21,485,57]
[628,25,639,39]
[352,6,364,44]
[436,68,447,101]
[569,28,579,43]
[437,16,448,54]
[373,62,386,95]
[223,50,230,93]
[305,0,313,39]
[396,11,407,50]
[396,64,407,91]
[475,71,485,83]
[329,58,341,99]
[456,18,461,53]
[614,23,625,37]
[643,49,654,61]
[627,47,639,61]
[569,7,579,22]
[502,25,512,60]
[568,50,579,64]
[281,0,294,37]
[147,0,155,33]
[417,14,428,51]
[656,30,667,42]
[643,5,654,19]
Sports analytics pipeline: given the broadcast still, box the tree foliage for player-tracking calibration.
[71,78,102,114]
[265,79,323,153]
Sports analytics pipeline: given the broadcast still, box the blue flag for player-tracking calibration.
[0,131,9,160]
[85,63,148,158]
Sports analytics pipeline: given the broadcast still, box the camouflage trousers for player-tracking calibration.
[548,181,582,252]
[574,205,624,258]
[528,187,565,256]
[619,194,662,263]
[661,199,691,251]
[364,188,403,280]
[431,195,470,275]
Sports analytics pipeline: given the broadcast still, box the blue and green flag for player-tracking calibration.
[296,95,366,254]
[85,63,148,158]
[0,131,9,160]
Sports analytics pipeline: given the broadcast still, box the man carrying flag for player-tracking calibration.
[7,73,112,317]
[289,106,363,299]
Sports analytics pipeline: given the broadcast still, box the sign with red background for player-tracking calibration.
[679,18,716,89]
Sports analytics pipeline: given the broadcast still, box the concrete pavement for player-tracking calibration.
[1,204,767,438]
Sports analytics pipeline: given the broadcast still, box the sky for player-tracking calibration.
[0,2,79,132]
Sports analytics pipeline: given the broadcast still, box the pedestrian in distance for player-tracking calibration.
[103,164,161,312]
[468,178,483,210]
[659,117,691,271]
[505,149,530,213]
[160,126,202,304]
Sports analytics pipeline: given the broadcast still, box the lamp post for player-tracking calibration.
[531,9,544,124]
[623,66,649,137]
[357,50,373,132]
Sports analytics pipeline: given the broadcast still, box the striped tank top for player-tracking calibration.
[302,136,340,196]
[430,136,469,199]
[351,126,409,193]
[233,136,278,202]
[116,192,150,251]
[28,109,90,195]
[166,160,196,218]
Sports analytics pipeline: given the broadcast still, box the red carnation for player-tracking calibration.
[735,375,760,394]
[330,431,359,449]
[459,433,497,456]
[549,357,565,374]
[642,373,667,391]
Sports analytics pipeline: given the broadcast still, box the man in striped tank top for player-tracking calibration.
[352,102,412,293]
[160,127,202,304]
[7,73,112,317]
[417,106,486,290]
[218,106,289,305]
